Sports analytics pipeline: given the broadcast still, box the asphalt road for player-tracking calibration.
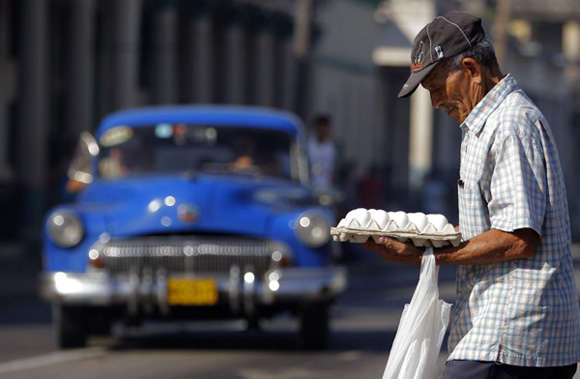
[0,244,578,378]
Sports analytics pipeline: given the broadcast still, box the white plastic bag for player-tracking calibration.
[382,248,451,379]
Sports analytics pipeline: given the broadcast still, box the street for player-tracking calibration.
[0,246,579,379]
[0,247,444,379]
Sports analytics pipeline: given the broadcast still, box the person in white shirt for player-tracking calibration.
[307,115,337,190]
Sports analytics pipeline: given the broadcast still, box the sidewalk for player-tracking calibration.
[0,242,42,302]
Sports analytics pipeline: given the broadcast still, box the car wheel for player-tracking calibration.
[53,305,87,349]
[299,302,330,349]
[86,307,113,336]
[245,316,261,331]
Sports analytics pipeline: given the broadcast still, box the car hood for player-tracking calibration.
[78,174,316,237]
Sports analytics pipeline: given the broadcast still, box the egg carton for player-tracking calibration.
[330,209,461,248]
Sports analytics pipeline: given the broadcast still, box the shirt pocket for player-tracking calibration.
[458,179,491,239]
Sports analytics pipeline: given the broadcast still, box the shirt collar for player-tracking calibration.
[460,73,518,135]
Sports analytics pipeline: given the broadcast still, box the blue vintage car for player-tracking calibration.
[39,105,347,349]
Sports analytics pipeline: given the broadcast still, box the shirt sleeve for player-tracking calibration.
[488,132,546,235]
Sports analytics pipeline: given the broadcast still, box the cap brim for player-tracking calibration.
[397,63,438,98]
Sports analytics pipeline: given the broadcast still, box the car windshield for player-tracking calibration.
[98,124,296,181]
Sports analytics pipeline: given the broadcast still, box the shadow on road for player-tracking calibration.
[106,326,398,353]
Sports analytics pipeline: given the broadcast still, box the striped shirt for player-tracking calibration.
[448,73,580,366]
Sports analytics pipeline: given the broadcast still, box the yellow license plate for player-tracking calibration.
[167,277,218,306]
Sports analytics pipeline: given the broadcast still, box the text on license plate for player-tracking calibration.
[167,277,218,306]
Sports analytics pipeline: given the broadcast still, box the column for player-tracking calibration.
[66,0,95,136]
[110,0,142,110]
[18,0,49,242]
[224,8,246,104]
[179,3,197,103]
[280,27,296,111]
[563,21,580,89]
[254,17,275,106]
[408,88,433,190]
[292,0,313,120]
[563,21,580,225]
[192,13,214,103]
[0,0,15,181]
[151,0,177,104]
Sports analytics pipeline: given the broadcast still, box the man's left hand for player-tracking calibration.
[363,236,424,266]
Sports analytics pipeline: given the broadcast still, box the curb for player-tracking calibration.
[0,243,42,302]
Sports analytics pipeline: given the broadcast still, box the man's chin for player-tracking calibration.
[448,109,465,124]
[442,109,461,123]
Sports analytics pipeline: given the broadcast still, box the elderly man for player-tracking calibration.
[364,12,580,379]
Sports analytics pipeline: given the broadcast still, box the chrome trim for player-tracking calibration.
[91,236,288,279]
[142,267,154,314]
[228,265,241,314]
[243,265,255,317]
[263,266,348,303]
[128,267,139,317]
[39,266,348,308]
[156,268,169,316]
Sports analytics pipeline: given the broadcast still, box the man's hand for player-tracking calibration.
[362,227,539,267]
[363,236,424,266]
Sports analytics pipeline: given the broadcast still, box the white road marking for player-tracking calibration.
[338,350,363,361]
[0,347,106,375]
[238,368,319,379]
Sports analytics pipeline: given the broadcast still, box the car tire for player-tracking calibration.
[299,302,330,349]
[245,316,261,331]
[53,305,87,349]
[86,307,113,336]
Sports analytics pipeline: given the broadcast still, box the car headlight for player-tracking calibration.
[46,211,85,248]
[295,212,331,248]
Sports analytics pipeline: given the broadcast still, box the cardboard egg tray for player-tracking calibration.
[330,210,462,248]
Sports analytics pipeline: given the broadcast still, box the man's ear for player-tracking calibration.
[461,57,482,84]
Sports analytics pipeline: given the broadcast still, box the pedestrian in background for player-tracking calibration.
[364,12,580,379]
[356,165,383,209]
[307,114,337,190]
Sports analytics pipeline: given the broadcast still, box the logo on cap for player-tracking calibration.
[412,50,424,71]
[435,45,444,59]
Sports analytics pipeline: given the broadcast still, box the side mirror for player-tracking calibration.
[66,132,100,193]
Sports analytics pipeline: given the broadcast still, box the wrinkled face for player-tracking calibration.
[421,63,473,124]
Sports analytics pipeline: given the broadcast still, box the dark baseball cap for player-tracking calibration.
[398,12,485,98]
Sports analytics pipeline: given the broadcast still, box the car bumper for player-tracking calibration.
[39,266,348,312]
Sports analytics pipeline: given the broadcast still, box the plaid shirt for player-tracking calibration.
[448,74,580,366]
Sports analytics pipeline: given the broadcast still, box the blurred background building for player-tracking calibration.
[2,0,580,256]
[373,0,580,232]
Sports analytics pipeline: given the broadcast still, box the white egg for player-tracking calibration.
[369,209,390,229]
[367,209,379,228]
[407,212,428,232]
[427,214,449,232]
[346,208,371,228]
[386,212,397,227]
[389,211,409,229]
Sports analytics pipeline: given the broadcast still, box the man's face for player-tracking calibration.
[420,62,473,124]
[316,122,331,141]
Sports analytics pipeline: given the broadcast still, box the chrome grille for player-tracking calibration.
[92,236,289,277]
